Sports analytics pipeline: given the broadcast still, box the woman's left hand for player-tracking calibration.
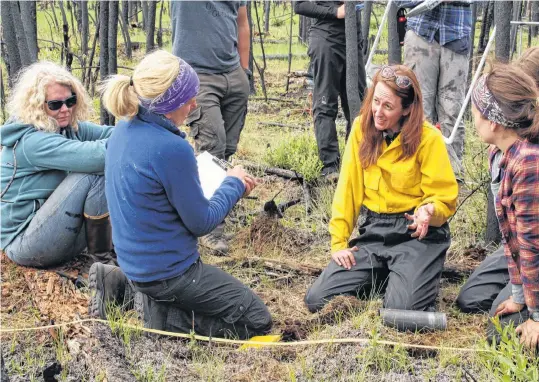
[405,203,434,240]
[516,319,539,350]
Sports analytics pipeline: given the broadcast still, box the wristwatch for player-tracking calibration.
[530,311,539,322]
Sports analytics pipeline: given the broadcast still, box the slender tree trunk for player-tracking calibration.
[361,1,373,57]
[121,0,129,29]
[69,0,79,47]
[494,1,512,63]
[108,1,118,76]
[264,1,271,34]
[0,1,22,83]
[59,0,72,68]
[145,0,156,53]
[81,0,89,56]
[157,0,165,47]
[387,2,401,64]
[532,0,539,37]
[119,5,133,59]
[141,0,148,31]
[19,1,39,62]
[510,1,523,57]
[345,1,362,123]
[99,0,110,125]
[10,2,33,69]
[479,1,494,54]
[247,2,256,94]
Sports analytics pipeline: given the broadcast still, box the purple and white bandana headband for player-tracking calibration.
[471,74,523,129]
[138,58,200,115]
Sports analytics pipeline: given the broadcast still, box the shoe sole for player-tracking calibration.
[88,263,105,319]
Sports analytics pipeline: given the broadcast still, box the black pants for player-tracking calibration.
[305,208,450,312]
[308,36,366,168]
[456,246,510,313]
[132,259,272,339]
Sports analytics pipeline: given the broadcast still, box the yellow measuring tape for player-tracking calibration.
[0,318,489,353]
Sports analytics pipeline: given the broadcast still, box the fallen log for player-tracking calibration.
[234,160,303,181]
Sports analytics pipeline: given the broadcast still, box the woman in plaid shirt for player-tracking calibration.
[471,63,539,349]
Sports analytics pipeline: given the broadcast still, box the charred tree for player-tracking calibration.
[141,0,148,31]
[108,0,119,77]
[157,1,165,47]
[81,0,89,55]
[494,1,512,63]
[19,1,38,62]
[146,0,156,53]
[532,0,539,38]
[478,1,494,54]
[264,1,271,34]
[387,2,401,64]
[345,1,362,122]
[99,0,110,125]
[361,1,372,57]
[10,1,33,69]
[1,1,22,81]
[510,1,523,57]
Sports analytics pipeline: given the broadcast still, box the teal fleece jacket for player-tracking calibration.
[0,120,114,249]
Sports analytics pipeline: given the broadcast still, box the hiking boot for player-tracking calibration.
[88,263,134,319]
[199,222,228,256]
[320,164,340,183]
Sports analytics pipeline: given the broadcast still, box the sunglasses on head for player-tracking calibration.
[379,65,412,89]
[45,94,77,111]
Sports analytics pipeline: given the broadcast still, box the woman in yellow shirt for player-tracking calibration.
[305,65,458,313]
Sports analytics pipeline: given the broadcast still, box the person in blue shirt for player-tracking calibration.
[92,50,272,339]
[1,61,114,268]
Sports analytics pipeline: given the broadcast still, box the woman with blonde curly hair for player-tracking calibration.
[1,61,115,268]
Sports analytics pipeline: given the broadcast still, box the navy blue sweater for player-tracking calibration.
[105,108,244,282]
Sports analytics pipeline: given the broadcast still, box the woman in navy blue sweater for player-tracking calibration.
[92,50,272,339]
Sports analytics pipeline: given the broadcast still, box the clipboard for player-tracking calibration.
[196,151,228,200]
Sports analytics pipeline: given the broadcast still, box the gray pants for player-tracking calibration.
[186,65,249,160]
[487,283,530,344]
[305,208,450,312]
[4,173,108,267]
[457,246,510,313]
[132,258,272,339]
[403,30,468,176]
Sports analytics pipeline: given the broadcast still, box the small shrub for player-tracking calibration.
[264,133,323,182]
[479,317,539,382]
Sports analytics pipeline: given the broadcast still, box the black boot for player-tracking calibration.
[85,213,117,265]
[88,263,135,319]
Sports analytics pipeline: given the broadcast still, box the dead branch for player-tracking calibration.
[258,121,305,129]
[234,160,303,181]
[217,256,323,277]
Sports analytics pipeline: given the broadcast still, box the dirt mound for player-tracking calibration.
[236,215,314,255]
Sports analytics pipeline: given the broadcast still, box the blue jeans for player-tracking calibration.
[4,173,108,267]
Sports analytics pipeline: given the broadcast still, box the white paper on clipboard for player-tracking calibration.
[196,151,227,200]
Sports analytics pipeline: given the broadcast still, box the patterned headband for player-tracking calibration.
[138,58,200,115]
[471,74,528,129]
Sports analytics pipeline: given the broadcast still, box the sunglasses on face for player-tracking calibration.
[380,65,412,89]
[45,94,77,111]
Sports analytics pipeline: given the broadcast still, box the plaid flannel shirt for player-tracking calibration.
[489,141,539,312]
[395,1,472,46]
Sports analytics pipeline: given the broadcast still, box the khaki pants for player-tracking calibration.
[185,65,249,160]
[403,30,469,176]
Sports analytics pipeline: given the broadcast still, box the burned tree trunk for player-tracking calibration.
[478,1,494,54]
[19,1,38,62]
[1,1,23,81]
[510,1,523,57]
[119,3,133,59]
[532,0,539,38]
[157,0,165,47]
[99,0,110,125]
[388,2,401,64]
[494,1,512,63]
[145,0,156,53]
[247,2,256,94]
[121,0,129,29]
[81,0,89,56]
[108,1,119,76]
[264,1,271,34]
[345,1,362,123]
[141,0,148,31]
[361,1,372,57]
[10,1,33,69]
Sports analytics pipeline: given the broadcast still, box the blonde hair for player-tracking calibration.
[6,61,90,132]
[101,50,181,119]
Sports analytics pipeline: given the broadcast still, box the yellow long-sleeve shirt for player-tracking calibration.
[330,118,458,253]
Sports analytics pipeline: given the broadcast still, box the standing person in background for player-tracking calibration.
[171,1,251,255]
[396,1,472,180]
[294,1,367,180]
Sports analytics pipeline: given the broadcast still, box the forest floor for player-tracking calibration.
[2,2,539,381]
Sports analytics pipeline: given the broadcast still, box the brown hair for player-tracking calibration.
[516,47,539,88]
[358,65,424,168]
[486,63,539,143]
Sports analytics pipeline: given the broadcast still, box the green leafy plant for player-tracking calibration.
[479,317,539,382]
